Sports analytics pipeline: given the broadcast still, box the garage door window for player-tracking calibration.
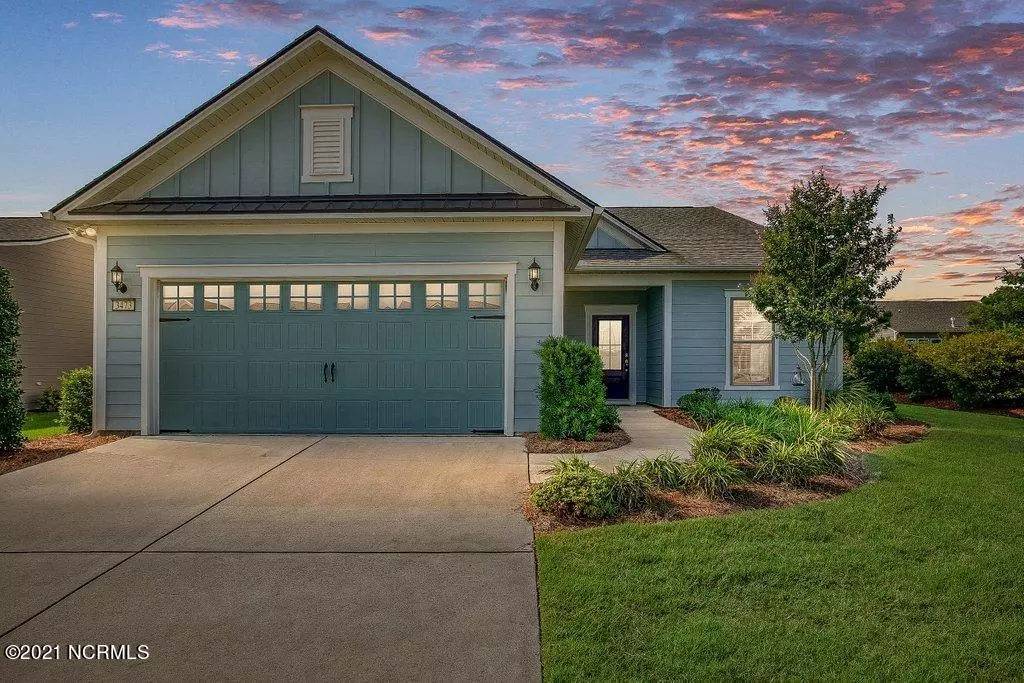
[249,284,281,311]
[337,283,370,310]
[425,282,459,309]
[162,284,194,312]
[378,283,412,310]
[203,284,235,311]
[290,283,323,311]
[468,282,502,309]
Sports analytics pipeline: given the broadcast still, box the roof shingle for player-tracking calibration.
[877,300,978,335]
[0,217,66,243]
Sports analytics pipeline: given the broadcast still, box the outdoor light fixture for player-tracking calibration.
[110,262,127,293]
[528,258,541,291]
[791,365,806,387]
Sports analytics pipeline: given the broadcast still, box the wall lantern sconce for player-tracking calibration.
[110,262,127,293]
[528,258,541,291]
[791,365,806,387]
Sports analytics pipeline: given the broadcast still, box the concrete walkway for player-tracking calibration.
[530,406,698,483]
[0,435,539,682]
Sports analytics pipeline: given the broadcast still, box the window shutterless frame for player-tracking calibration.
[725,294,778,388]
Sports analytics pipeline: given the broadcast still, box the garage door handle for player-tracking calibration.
[323,362,328,383]
[330,362,336,383]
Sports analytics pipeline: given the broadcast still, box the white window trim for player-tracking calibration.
[724,291,780,390]
[584,304,638,405]
[300,104,354,184]
[139,262,517,436]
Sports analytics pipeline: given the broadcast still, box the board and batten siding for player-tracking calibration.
[671,280,842,405]
[563,289,647,404]
[0,238,94,407]
[104,231,552,433]
[146,72,511,199]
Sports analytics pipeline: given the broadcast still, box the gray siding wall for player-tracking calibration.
[586,227,632,249]
[105,231,552,433]
[0,238,93,407]
[148,72,511,198]
[670,280,842,404]
[645,286,664,406]
[564,289,647,403]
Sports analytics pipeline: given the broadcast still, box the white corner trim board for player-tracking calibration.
[137,261,518,436]
[584,304,639,405]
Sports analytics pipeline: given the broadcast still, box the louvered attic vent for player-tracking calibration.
[300,105,354,183]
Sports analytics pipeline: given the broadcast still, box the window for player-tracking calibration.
[336,283,370,310]
[289,283,323,311]
[426,282,459,309]
[202,284,235,311]
[378,283,412,310]
[249,284,281,311]
[300,105,354,183]
[468,282,502,309]
[596,318,623,370]
[162,284,194,312]
[730,298,774,386]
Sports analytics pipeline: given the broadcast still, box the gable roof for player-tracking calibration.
[576,206,764,270]
[49,26,595,218]
[0,217,66,244]
[877,300,978,335]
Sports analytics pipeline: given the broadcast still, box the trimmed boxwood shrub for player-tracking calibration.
[58,367,93,433]
[898,346,948,400]
[37,385,61,413]
[0,266,25,454]
[849,339,913,393]
[536,336,613,441]
[531,463,618,519]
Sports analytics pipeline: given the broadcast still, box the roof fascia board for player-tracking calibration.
[0,234,71,246]
[71,218,565,237]
[61,211,583,224]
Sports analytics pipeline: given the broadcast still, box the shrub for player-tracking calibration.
[677,387,722,425]
[636,452,689,490]
[58,367,93,433]
[536,337,608,441]
[899,347,947,400]
[37,385,61,413]
[923,331,1024,408]
[530,464,618,519]
[679,451,744,499]
[607,461,653,511]
[849,339,913,393]
[690,421,765,461]
[752,441,824,485]
[598,403,621,431]
[0,267,25,454]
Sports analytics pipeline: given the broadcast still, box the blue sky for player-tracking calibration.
[1,0,1022,299]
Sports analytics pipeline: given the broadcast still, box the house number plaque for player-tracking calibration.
[111,298,136,312]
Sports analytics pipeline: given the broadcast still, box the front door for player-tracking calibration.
[592,315,630,400]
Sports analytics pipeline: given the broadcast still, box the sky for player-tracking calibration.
[0,1,1021,299]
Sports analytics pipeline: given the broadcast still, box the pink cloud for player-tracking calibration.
[495,75,575,91]
[359,26,431,42]
[91,11,124,23]
[152,1,311,29]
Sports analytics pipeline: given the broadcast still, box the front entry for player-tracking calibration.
[591,314,630,400]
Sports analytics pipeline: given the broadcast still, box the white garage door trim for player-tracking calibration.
[139,262,518,436]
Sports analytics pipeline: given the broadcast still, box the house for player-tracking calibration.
[48,26,834,436]
[0,218,93,408]
[874,300,977,343]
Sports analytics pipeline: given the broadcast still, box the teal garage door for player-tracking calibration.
[158,280,505,433]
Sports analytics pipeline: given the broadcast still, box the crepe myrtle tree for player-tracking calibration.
[748,170,902,410]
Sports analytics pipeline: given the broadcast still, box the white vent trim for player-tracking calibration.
[300,104,354,183]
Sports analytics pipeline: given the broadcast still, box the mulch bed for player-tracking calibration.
[654,408,702,429]
[893,394,1024,420]
[526,419,930,533]
[525,426,631,454]
[0,433,125,476]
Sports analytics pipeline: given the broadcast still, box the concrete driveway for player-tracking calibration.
[0,435,538,681]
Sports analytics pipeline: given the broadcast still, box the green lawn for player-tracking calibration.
[536,406,1024,680]
[22,412,66,441]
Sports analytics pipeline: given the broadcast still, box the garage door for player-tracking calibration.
[158,280,505,433]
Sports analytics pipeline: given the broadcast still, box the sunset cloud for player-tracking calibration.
[91,11,124,23]
[494,75,575,91]
[360,26,431,42]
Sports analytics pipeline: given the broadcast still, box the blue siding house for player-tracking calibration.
[47,27,832,437]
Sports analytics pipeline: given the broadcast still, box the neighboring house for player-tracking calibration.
[0,218,93,408]
[875,300,977,343]
[48,26,835,436]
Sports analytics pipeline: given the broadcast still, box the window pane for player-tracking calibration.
[290,283,322,311]
[203,284,235,311]
[163,284,195,312]
[468,281,503,309]
[732,342,773,385]
[426,282,459,309]
[732,299,772,341]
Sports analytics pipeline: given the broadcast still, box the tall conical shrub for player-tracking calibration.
[0,267,25,453]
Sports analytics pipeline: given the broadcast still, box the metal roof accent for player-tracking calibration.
[71,193,578,216]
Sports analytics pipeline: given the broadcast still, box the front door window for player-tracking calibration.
[592,314,630,400]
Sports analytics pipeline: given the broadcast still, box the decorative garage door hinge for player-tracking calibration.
[159,317,192,322]
[470,315,505,319]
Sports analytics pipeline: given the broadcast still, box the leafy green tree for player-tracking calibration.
[968,256,1024,331]
[0,267,25,453]
[748,171,902,410]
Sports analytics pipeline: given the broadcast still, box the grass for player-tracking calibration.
[536,406,1024,680]
[22,412,66,441]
